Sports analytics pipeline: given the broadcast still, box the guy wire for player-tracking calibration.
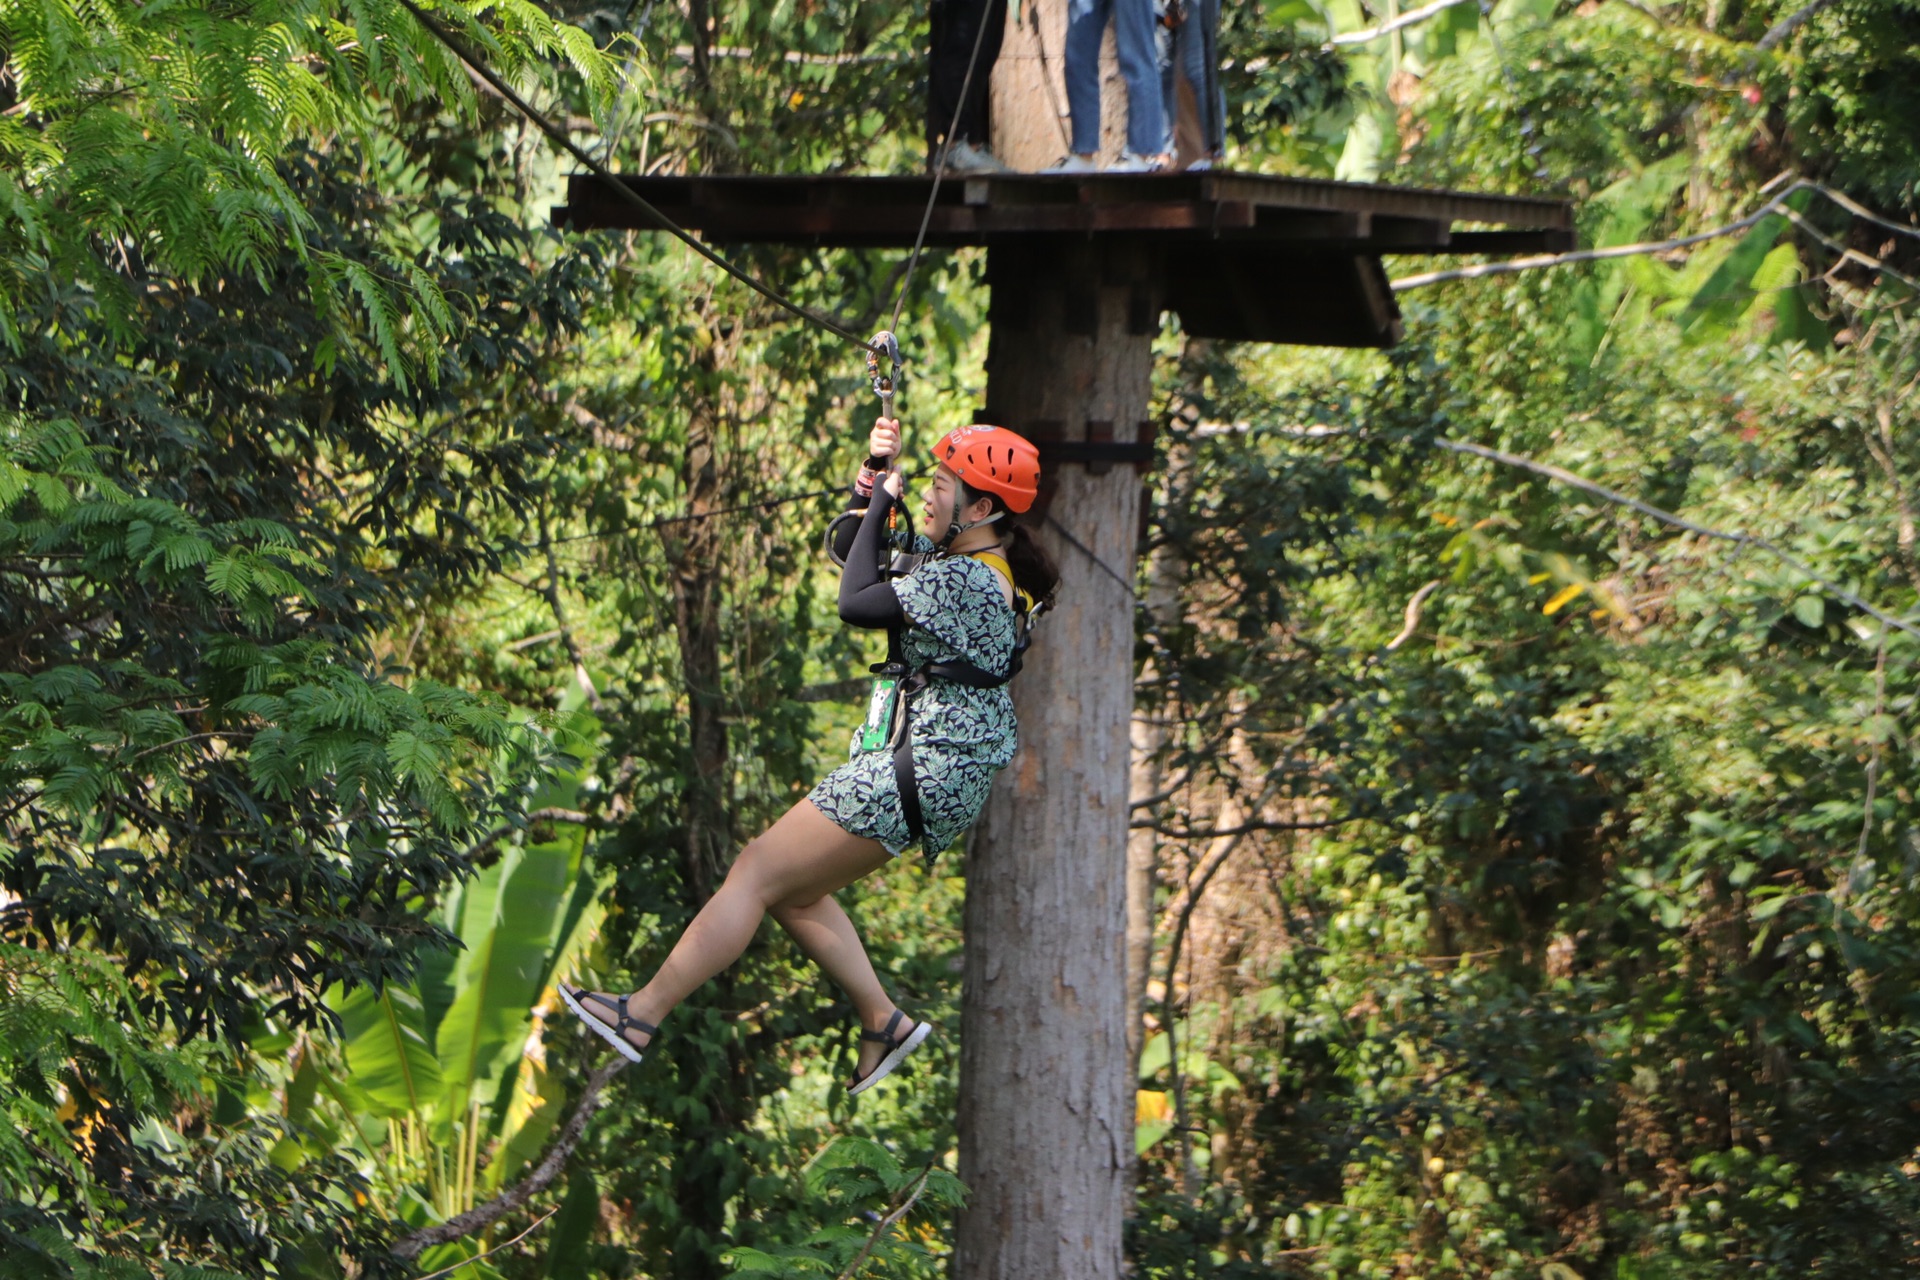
[396,0,884,357]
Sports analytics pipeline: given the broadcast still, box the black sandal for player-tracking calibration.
[848,1010,933,1096]
[559,984,657,1064]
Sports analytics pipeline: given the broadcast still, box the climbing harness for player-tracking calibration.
[877,548,1045,850]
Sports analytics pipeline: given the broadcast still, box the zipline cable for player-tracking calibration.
[396,0,883,357]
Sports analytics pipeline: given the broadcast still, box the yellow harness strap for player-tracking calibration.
[968,550,1034,615]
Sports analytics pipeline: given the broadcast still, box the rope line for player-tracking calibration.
[1045,514,1137,598]
[396,0,882,356]
[538,486,846,546]
[887,0,1000,338]
[1392,179,1920,292]
[1435,436,1920,641]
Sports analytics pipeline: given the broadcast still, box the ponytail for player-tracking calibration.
[1003,522,1060,612]
[962,482,1060,611]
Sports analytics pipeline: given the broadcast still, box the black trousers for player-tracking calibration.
[928,0,1007,149]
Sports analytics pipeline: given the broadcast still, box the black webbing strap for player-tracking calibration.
[893,725,928,849]
[883,601,1035,852]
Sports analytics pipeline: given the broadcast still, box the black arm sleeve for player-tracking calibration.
[837,493,905,628]
[827,457,892,562]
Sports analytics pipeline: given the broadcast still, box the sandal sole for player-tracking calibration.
[848,1019,933,1097]
[559,985,649,1065]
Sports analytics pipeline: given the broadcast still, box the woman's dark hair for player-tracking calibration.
[963,484,1061,611]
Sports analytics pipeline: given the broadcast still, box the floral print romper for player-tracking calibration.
[809,538,1020,856]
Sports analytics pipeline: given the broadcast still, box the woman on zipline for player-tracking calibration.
[561,416,1057,1093]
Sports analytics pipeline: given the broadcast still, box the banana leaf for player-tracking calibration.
[335,983,443,1118]
[434,780,593,1129]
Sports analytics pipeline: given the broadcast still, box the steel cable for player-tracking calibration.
[396,0,884,356]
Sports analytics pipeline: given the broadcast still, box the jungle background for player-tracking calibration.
[4,0,1919,1276]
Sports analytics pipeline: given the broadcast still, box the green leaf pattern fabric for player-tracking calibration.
[809,546,1019,856]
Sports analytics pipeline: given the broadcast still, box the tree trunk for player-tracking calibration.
[659,316,744,1280]
[667,320,733,901]
[954,236,1155,1280]
[1128,441,1187,1072]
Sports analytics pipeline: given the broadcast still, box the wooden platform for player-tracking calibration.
[553,171,1576,348]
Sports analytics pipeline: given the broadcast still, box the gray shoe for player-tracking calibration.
[1041,152,1100,174]
[848,1010,934,1097]
[940,139,1010,174]
[1107,150,1170,173]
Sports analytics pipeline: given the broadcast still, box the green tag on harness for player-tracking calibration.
[857,676,900,753]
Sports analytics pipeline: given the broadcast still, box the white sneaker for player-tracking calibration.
[1107,150,1170,173]
[1041,152,1101,174]
[939,139,1010,174]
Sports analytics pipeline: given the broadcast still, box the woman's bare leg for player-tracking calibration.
[768,894,891,1026]
[613,800,892,1047]
[770,893,907,1076]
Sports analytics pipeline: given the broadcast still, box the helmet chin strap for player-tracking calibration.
[936,490,1004,552]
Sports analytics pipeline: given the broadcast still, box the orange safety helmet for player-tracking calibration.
[932,425,1041,514]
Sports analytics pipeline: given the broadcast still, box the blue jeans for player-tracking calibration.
[1064,0,1168,157]
[1161,0,1223,155]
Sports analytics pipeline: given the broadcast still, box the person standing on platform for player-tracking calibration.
[1160,0,1223,169]
[929,0,1010,173]
[1044,0,1170,173]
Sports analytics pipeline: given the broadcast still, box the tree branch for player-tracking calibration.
[794,677,870,704]
[411,1207,558,1280]
[389,1057,627,1260]
[465,807,609,867]
[1756,0,1836,50]
[1386,579,1443,650]
[834,1167,934,1280]
[539,519,605,712]
[1330,0,1475,45]
[1131,816,1345,838]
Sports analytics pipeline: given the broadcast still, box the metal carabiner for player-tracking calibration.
[866,329,903,421]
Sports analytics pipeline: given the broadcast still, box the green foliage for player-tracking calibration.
[0,944,396,1279]
[1134,255,1920,1280]
[6,0,1916,1275]
[0,0,617,374]
[720,1138,967,1279]
[308,776,606,1222]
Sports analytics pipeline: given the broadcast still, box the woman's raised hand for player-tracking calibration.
[868,416,902,463]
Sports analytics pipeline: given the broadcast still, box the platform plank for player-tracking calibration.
[550,170,1574,347]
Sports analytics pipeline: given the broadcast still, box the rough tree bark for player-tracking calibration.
[954,235,1156,1280]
